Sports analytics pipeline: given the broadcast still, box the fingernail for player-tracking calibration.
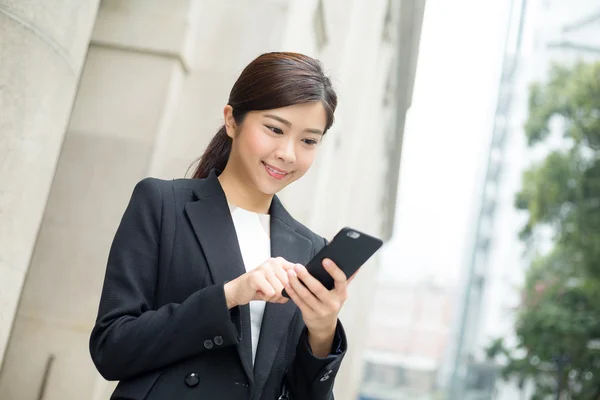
[294,264,303,272]
[288,269,296,277]
[323,259,332,266]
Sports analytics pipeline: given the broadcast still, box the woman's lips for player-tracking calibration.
[263,162,290,180]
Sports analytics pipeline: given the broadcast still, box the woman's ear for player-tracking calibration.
[223,105,236,139]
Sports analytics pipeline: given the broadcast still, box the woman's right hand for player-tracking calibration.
[223,257,295,309]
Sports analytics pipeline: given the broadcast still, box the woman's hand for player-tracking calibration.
[283,258,354,357]
[224,257,295,308]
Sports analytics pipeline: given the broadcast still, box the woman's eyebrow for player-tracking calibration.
[264,114,324,135]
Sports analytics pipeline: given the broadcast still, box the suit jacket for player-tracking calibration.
[89,170,347,400]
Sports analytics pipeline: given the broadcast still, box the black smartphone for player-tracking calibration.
[282,227,383,298]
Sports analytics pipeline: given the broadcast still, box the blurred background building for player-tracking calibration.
[0,0,425,399]
[351,0,514,398]
[360,280,455,399]
[443,0,600,399]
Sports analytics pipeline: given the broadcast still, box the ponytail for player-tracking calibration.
[191,126,232,179]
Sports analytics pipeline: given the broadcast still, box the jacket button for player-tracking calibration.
[320,370,332,382]
[214,336,224,346]
[204,339,214,349]
[185,372,200,387]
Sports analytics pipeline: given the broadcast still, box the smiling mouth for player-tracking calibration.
[262,162,290,180]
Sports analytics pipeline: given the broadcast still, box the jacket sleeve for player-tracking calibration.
[89,178,241,381]
[285,236,347,399]
[285,320,347,399]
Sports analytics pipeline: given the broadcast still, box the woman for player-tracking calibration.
[90,52,350,400]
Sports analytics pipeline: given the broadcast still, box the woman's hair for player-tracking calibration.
[191,52,337,179]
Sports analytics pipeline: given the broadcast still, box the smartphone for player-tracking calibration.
[282,227,383,298]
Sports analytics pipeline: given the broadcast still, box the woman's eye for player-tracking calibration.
[266,126,283,135]
[303,139,318,146]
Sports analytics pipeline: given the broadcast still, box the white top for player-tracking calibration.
[229,204,271,365]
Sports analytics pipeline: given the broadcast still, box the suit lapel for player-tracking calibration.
[184,171,314,395]
[252,196,313,399]
[184,171,254,384]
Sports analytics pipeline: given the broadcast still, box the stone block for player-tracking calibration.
[68,46,180,141]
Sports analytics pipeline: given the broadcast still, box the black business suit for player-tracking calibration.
[90,170,347,400]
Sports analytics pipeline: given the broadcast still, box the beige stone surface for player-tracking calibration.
[0,1,189,397]
[148,0,290,180]
[0,265,25,365]
[0,316,97,400]
[92,0,201,69]
[148,67,236,179]
[15,136,153,328]
[0,65,182,398]
[69,47,181,141]
[1,1,423,398]
[192,1,289,74]
[0,0,100,71]
[0,0,100,368]
[41,134,154,233]
[276,1,407,397]
[0,16,75,276]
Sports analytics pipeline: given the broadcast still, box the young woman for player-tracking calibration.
[90,52,351,400]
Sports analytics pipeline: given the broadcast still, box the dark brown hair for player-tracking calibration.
[191,52,337,179]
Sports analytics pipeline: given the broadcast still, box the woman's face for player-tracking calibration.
[225,102,327,195]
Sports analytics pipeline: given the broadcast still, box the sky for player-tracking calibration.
[379,0,513,286]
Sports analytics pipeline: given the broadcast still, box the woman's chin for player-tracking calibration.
[257,177,291,196]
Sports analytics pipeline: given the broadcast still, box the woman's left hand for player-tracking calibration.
[284,258,354,357]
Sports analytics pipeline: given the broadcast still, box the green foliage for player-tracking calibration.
[488,61,600,399]
[524,62,600,149]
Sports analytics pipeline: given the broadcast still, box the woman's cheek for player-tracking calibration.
[248,129,275,156]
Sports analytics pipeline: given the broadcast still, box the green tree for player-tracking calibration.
[488,61,600,399]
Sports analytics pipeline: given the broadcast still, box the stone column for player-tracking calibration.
[0,0,100,370]
[0,1,200,399]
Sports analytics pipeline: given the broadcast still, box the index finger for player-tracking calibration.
[273,257,296,271]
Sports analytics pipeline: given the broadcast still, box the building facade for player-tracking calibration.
[0,1,424,399]
[444,0,600,399]
[360,281,455,399]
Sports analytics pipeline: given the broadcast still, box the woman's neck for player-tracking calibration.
[217,166,273,214]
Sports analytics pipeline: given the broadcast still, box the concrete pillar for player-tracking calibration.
[0,0,100,372]
[278,1,395,398]
[149,0,292,180]
[0,1,200,399]
[0,1,420,399]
